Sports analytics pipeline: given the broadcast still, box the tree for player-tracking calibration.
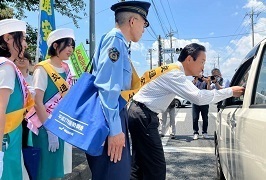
[1,0,86,26]
[0,4,14,19]
[0,0,87,59]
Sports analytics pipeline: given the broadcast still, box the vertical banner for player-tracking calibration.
[70,43,92,78]
[37,0,56,61]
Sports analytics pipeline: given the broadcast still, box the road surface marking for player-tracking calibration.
[163,146,214,153]
[211,112,217,118]
[175,112,187,121]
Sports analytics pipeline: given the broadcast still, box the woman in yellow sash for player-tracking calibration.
[32,28,75,180]
[0,19,28,180]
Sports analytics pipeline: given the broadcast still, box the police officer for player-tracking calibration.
[86,1,150,180]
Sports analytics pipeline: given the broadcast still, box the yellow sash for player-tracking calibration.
[2,58,35,134]
[37,61,70,97]
[121,63,180,102]
[5,96,34,134]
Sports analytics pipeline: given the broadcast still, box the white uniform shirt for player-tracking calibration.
[24,74,33,86]
[0,64,15,93]
[133,62,233,113]
[33,65,65,92]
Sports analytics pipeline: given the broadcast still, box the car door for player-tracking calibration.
[219,41,266,180]
[218,60,252,180]
[236,44,266,180]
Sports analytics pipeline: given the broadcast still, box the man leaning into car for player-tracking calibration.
[128,43,245,180]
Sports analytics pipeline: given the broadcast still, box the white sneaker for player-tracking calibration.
[202,133,209,139]
[193,134,199,140]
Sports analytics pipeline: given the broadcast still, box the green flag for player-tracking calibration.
[70,43,92,78]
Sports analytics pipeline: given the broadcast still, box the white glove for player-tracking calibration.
[0,151,4,179]
[47,131,59,152]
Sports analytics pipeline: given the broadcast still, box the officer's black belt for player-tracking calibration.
[132,100,158,115]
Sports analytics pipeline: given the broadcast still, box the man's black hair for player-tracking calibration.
[178,43,206,62]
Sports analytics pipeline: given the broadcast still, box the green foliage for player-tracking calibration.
[0,0,87,27]
[26,24,38,60]
[0,4,14,19]
[0,0,87,61]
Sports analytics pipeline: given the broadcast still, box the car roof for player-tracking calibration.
[234,38,263,73]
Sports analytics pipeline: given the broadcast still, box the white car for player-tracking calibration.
[174,96,191,108]
[214,40,266,180]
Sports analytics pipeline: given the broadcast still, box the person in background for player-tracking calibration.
[14,51,33,85]
[85,1,151,180]
[31,28,75,180]
[14,51,34,180]
[161,99,176,139]
[207,68,230,112]
[0,19,29,180]
[128,43,245,180]
[192,74,209,140]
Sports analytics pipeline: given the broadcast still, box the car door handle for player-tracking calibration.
[230,120,236,128]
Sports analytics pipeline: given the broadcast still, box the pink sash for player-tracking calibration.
[26,62,72,134]
[0,57,29,106]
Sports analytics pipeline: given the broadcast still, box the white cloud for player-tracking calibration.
[131,60,140,66]
[133,0,266,80]
[244,0,264,10]
[130,42,146,56]
[232,12,239,16]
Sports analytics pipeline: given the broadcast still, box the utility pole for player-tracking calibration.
[247,7,260,47]
[166,29,178,63]
[167,31,174,63]
[148,49,153,69]
[158,35,163,66]
[216,54,220,70]
[89,0,95,59]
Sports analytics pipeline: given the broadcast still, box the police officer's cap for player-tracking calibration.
[111,1,151,27]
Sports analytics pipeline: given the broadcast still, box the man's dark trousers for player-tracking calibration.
[86,108,131,180]
[192,104,209,134]
[128,102,166,180]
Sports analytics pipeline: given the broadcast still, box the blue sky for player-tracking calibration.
[25,0,266,80]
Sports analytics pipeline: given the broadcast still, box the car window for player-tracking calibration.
[231,67,250,105]
[253,50,266,105]
[223,59,252,107]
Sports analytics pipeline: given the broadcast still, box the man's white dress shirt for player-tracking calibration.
[133,62,233,113]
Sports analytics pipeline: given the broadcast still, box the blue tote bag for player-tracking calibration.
[44,72,126,156]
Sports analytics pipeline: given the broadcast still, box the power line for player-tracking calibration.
[222,14,248,52]
[136,28,266,42]
[159,0,172,32]
[146,28,157,40]
[222,27,251,62]
[148,24,158,38]
[149,0,167,36]
[57,7,109,27]
[166,0,179,33]
[183,29,266,40]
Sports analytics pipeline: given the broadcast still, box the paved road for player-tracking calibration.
[163,104,217,179]
[63,104,218,180]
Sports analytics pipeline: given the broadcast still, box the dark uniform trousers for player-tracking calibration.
[86,108,131,180]
[128,101,166,180]
[192,104,209,134]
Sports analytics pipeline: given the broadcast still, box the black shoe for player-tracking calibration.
[160,134,165,137]
[170,134,176,139]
